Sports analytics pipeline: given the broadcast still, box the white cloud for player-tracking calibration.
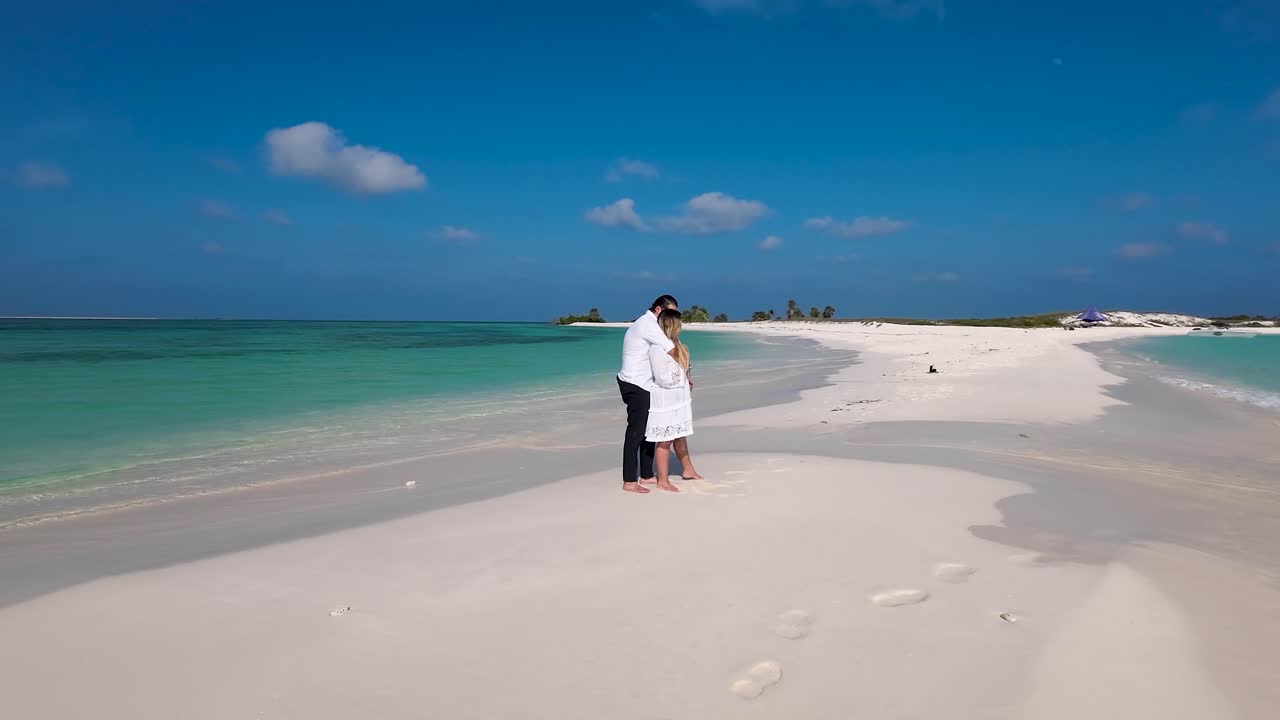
[805,215,910,238]
[17,162,69,188]
[585,198,650,231]
[265,122,426,195]
[1057,266,1091,280]
[759,235,783,250]
[263,209,293,226]
[692,0,944,19]
[606,158,659,183]
[659,192,769,234]
[1253,87,1280,120]
[433,225,480,243]
[587,192,767,234]
[1177,221,1228,245]
[1114,242,1170,259]
[198,199,236,219]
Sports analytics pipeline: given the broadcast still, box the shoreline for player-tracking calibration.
[0,334,852,606]
[1104,334,1280,414]
[2,321,1278,718]
[0,325,791,530]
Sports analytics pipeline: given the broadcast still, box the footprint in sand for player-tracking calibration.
[932,562,977,583]
[773,609,816,639]
[870,588,930,607]
[730,661,784,699]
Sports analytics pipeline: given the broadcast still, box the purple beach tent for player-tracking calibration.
[1077,307,1106,323]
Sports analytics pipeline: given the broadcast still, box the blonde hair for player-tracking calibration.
[658,309,690,371]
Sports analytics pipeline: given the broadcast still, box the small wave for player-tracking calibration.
[1157,375,1280,412]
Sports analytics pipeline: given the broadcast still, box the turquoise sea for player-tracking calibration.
[1128,334,1280,412]
[0,320,757,510]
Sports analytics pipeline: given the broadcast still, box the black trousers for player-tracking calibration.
[617,378,655,482]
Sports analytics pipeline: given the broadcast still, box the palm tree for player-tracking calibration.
[713,313,729,323]
[822,305,836,319]
[809,307,820,318]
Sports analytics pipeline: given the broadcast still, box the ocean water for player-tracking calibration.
[1128,334,1280,412]
[0,320,758,515]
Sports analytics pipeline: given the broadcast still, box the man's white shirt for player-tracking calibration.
[618,311,676,391]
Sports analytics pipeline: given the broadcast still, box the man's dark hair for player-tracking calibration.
[650,294,679,311]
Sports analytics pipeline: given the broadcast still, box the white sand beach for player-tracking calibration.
[2,321,1278,719]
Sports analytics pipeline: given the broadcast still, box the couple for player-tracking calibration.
[616,295,701,494]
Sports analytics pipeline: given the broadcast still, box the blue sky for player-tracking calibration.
[2,0,1277,321]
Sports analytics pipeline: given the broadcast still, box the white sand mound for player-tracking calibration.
[1059,311,1211,328]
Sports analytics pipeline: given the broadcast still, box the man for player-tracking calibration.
[617,294,680,494]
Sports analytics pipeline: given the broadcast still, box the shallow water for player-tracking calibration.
[1126,335,1280,413]
[0,320,759,506]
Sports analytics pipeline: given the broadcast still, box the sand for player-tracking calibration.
[2,321,1278,719]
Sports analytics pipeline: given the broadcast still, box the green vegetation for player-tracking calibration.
[555,308,604,324]
[559,306,1273,328]
[939,312,1067,328]
[749,303,835,321]
[681,305,711,323]
[552,305,733,324]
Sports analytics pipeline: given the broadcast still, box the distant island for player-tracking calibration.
[555,308,605,325]
[557,306,1277,329]
[556,300,837,325]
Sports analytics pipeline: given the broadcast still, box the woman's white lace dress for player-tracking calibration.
[645,345,693,442]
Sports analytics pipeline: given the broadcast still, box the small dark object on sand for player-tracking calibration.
[927,365,939,374]
[1018,433,1030,439]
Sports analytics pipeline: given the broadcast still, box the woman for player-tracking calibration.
[643,309,702,492]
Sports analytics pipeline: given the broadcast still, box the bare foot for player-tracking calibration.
[638,477,657,485]
[682,471,705,480]
[655,480,680,493]
[622,482,651,494]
